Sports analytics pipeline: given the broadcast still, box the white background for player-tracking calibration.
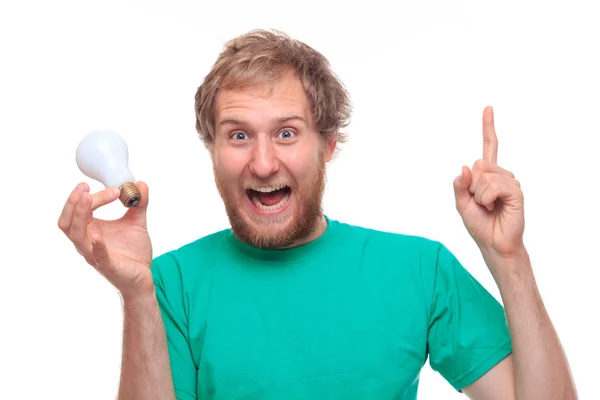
[1,0,598,398]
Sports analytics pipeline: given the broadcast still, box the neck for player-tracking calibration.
[281,214,328,249]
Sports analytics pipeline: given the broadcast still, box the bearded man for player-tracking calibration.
[58,29,577,400]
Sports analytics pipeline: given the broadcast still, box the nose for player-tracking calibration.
[248,137,279,178]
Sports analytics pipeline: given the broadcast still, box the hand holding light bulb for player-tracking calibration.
[57,131,154,298]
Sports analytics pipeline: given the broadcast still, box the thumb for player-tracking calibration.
[453,166,472,213]
[124,181,149,223]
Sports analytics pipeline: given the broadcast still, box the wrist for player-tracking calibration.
[481,245,533,288]
[120,283,157,305]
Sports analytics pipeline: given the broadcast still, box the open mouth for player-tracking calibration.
[245,185,292,211]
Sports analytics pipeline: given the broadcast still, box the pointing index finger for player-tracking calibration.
[483,106,498,164]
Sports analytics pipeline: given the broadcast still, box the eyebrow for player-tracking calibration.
[217,115,308,128]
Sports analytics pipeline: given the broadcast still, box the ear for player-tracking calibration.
[323,134,338,163]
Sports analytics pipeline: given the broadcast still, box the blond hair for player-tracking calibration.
[194,29,352,149]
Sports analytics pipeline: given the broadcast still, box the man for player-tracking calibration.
[58,29,577,399]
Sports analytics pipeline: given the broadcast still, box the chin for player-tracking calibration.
[241,193,299,246]
[224,193,305,248]
[219,178,325,249]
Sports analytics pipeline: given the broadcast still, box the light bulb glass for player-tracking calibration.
[76,130,135,188]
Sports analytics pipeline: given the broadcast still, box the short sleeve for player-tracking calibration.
[151,253,198,400]
[426,243,512,391]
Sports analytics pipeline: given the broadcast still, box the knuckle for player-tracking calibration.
[473,159,487,171]
[68,192,80,207]
[57,220,68,232]
[481,173,493,185]
[75,200,89,214]
[68,228,83,244]
[75,203,85,214]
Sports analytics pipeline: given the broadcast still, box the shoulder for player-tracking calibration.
[330,219,462,315]
[150,228,231,283]
[330,218,445,257]
[328,218,454,287]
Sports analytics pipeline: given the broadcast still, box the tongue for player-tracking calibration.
[258,189,285,206]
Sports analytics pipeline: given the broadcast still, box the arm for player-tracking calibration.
[57,183,185,398]
[462,247,577,399]
[452,106,577,399]
[118,291,176,400]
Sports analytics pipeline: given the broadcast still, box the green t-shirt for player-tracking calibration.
[151,217,512,399]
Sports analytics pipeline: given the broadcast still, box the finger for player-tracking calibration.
[68,191,93,256]
[133,181,149,208]
[482,106,498,164]
[474,174,521,210]
[89,227,112,272]
[453,165,473,214]
[474,181,496,212]
[90,187,121,211]
[123,181,149,222]
[58,182,89,234]
[479,181,523,211]
[469,159,515,194]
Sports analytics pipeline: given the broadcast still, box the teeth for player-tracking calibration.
[248,185,288,193]
[251,191,290,211]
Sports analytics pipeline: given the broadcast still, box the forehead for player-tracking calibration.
[214,72,313,126]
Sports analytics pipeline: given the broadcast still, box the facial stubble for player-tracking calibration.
[213,150,326,249]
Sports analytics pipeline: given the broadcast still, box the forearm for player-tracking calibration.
[117,290,176,400]
[483,247,577,400]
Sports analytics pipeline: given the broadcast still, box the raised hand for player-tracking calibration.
[453,106,525,259]
[58,181,154,298]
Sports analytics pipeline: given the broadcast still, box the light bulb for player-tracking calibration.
[76,130,141,207]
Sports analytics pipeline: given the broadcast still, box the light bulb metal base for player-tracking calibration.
[119,182,141,207]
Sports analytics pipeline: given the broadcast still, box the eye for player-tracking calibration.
[278,129,295,139]
[232,132,249,141]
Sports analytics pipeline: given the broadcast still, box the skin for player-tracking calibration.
[57,71,337,399]
[58,182,176,399]
[454,107,578,399]
[58,71,577,398]
[211,70,336,249]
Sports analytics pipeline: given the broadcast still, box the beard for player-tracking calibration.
[213,151,326,249]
